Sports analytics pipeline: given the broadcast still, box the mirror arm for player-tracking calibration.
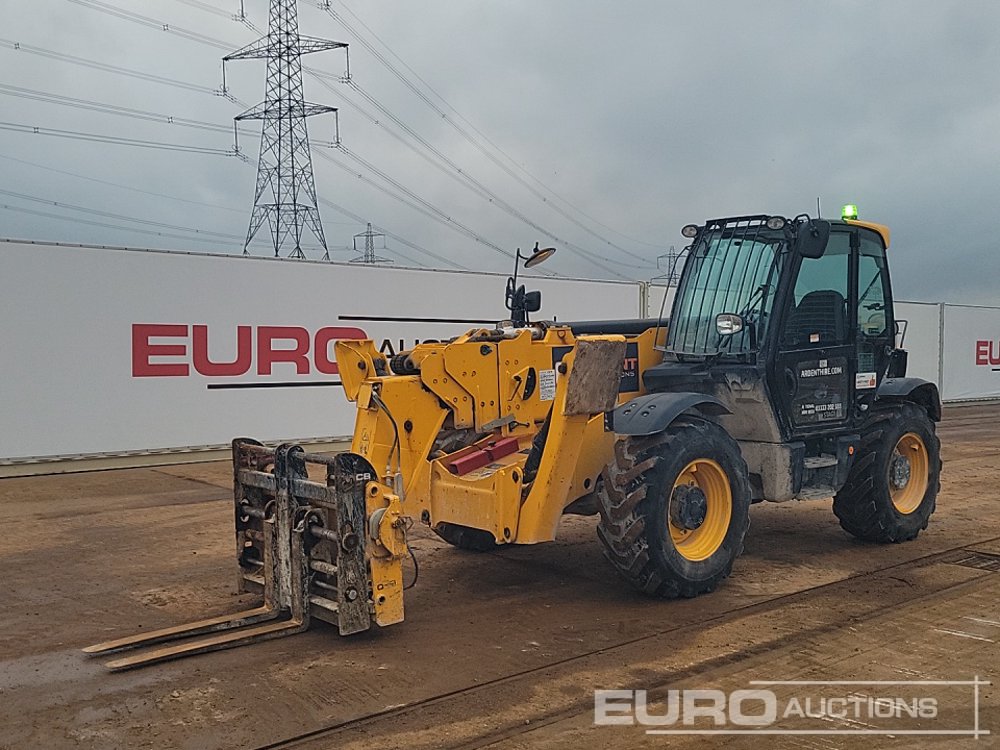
[512,247,525,291]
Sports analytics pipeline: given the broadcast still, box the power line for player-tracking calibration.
[0,203,239,249]
[334,139,621,277]
[327,0,663,249]
[0,152,358,224]
[0,83,229,133]
[316,149,562,277]
[0,152,247,214]
[172,0,261,33]
[173,0,236,21]
[0,38,233,100]
[316,1,663,254]
[0,44,450,266]
[45,2,631,275]
[37,1,583,273]
[0,140,453,267]
[65,0,236,51]
[0,121,237,156]
[0,82,339,147]
[315,146,515,264]
[0,5,477,269]
[0,187,244,239]
[305,70,638,278]
[50,1,644,273]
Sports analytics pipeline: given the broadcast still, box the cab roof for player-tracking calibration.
[842,219,891,249]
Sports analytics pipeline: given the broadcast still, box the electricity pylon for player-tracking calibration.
[224,0,347,258]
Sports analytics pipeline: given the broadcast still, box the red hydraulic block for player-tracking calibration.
[449,449,491,476]
[484,437,519,461]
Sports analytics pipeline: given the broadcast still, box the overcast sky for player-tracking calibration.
[2,0,998,302]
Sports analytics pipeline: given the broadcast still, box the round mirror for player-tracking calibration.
[524,246,557,268]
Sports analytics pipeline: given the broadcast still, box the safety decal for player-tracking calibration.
[539,369,557,401]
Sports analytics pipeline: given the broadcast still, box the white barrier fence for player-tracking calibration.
[894,301,941,385]
[888,301,1000,401]
[1,241,642,462]
[941,304,1000,401]
[2,241,996,464]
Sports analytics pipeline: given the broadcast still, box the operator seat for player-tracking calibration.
[784,290,847,346]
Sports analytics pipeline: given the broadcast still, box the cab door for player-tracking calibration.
[773,230,856,435]
[853,228,895,413]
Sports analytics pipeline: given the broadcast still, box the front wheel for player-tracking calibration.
[596,417,751,598]
[833,403,941,543]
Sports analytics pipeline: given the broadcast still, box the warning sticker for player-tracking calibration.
[856,372,877,389]
[539,369,557,401]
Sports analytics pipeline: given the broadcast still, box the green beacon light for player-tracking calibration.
[842,203,859,220]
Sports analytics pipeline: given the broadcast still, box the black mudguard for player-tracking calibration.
[606,392,730,436]
[876,377,942,422]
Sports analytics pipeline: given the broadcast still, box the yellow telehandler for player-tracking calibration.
[86,209,941,670]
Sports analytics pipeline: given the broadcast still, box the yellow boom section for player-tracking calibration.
[335,324,665,545]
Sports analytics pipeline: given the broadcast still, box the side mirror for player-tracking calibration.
[795,218,831,259]
[716,313,745,336]
[524,290,542,313]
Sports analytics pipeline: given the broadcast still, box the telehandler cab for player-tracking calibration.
[86,209,941,670]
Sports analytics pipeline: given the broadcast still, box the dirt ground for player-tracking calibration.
[1,404,998,749]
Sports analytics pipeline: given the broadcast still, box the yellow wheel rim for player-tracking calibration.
[668,459,732,562]
[890,432,929,514]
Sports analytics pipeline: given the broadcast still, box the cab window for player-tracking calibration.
[781,231,850,348]
[857,234,889,338]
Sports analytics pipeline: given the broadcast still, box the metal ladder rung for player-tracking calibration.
[309,595,339,613]
[103,617,307,671]
[237,469,277,491]
[82,605,276,656]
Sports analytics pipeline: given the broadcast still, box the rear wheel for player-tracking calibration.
[433,522,498,552]
[833,403,941,543]
[596,417,751,598]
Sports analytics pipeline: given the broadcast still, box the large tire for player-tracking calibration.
[833,403,941,543]
[433,522,498,552]
[596,417,752,598]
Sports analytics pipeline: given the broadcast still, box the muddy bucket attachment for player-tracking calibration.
[84,441,389,671]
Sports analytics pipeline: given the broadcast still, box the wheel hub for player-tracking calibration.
[670,484,708,531]
[890,453,912,490]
